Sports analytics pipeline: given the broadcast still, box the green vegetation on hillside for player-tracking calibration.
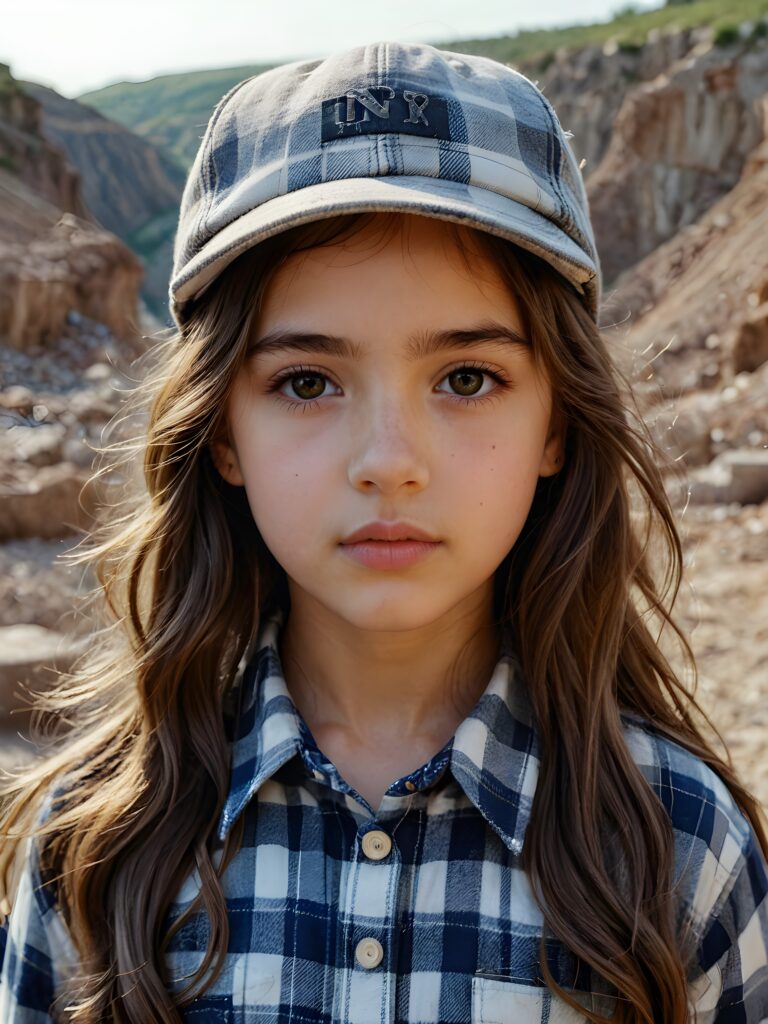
[432,0,768,67]
[78,63,276,171]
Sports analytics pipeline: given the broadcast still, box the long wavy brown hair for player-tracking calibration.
[1,210,766,1024]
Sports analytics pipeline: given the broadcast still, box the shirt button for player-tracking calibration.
[361,829,392,860]
[405,781,417,791]
[355,937,384,969]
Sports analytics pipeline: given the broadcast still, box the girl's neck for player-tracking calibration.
[276,594,502,749]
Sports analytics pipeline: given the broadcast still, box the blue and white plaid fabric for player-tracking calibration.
[169,40,601,328]
[2,604,767,1022]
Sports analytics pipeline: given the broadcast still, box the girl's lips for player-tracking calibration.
[338,539,442,570]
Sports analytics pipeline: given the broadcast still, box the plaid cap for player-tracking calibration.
[169,40,601,327]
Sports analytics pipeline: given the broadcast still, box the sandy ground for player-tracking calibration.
[670,499,767,814]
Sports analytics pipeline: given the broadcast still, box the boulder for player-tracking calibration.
[2,423,66,466]
[731,301,768,373]
[0,623,88,733]
[0,462,93,540]
[688,449,768,505]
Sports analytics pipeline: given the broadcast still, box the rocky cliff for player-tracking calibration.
[0,63,87,219]
[0,64,145,351]
[526,27,768,285]
[18,79,186,323]
[18,80,186,242]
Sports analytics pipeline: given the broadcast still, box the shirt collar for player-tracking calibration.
[216,605,542,856]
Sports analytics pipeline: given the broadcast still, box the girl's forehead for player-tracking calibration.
[291,212,494,258]
[260,217,515,308]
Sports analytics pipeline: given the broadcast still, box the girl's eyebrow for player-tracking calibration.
[249,320,531,361]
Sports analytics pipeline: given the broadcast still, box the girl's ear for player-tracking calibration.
[539,415,566,478]
[209,437,245,486]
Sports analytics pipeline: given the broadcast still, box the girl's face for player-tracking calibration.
[212,214,563,633]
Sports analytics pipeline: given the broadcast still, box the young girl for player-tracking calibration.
[1,39,766,1024]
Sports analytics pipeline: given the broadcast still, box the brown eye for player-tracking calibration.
[436,362,515,407]
[288,373,326,400]
[448,369,484,397]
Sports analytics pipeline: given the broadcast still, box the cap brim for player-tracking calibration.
[169,174,600,319]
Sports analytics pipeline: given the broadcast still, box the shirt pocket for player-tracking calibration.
[233,953,283,1023]
[471,973,615,1024]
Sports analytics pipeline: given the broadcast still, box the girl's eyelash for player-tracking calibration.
[263,361,516,412]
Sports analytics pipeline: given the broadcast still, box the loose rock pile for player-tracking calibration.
[0,307,155,765]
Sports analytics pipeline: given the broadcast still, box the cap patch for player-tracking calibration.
[321,87,450,142]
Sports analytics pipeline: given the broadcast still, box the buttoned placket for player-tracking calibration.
[337,796,415,1024]
[297,716,449,1024]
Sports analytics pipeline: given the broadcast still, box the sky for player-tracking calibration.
[3,0,662,99]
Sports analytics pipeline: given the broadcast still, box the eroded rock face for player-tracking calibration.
[518,29,768,290]
[585,36,768,283]
[0,211,144,350]
[18,77,186,323]
[605,92,768,398]
[0,64,144,352]
[527,26,710,174]
[0,62,87,218]
[18,78,186,245]
[601,105,768,512]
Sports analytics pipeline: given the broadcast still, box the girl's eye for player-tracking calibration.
[264,362,515,411]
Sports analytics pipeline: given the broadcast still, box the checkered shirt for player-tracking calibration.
[2,605,767,1022]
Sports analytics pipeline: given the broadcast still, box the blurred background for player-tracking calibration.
[0,0,766,805]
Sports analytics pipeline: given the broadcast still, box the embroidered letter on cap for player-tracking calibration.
[321,86,450,142]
